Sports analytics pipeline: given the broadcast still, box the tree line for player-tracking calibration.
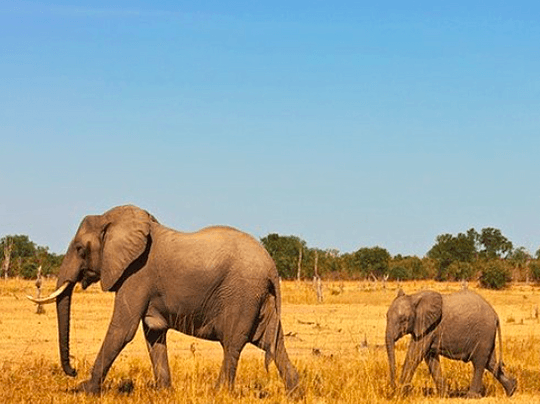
[2,227,540,289]
[260,228,540,289]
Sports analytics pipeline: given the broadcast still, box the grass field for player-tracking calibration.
[1,279,539,403]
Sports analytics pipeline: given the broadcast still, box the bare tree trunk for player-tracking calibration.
[315,277,323,303]
[35,265,45,314]
[2,238,13,280]
[382,274,389,290]
[313,251,323,303]
[369,273,378,290]
[313,250,319,278]
[296,247,302,281]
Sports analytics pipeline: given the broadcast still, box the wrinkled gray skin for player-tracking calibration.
[52,205,299,394]
[386,289,516,398]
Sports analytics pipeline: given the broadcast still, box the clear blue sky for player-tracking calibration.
[1,1,539,256]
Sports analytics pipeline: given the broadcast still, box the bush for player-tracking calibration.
[388,264,410,281]
[479,260,512,290]
[529,260,540,283]
[389,256,429,281]
[18,261,39,279]
[446,261,477,281]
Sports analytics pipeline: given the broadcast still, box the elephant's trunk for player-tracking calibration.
[386,333,397,390]
[56,280,77,377]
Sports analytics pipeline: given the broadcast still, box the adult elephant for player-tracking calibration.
[28,205,299,394]
[385,289,516,398]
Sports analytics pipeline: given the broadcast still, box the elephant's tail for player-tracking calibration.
[264,270,282,372]
[495,317,505,375]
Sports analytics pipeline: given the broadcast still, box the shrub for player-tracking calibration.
[529,260,540,283]
[446,261,476,281]
[479,260,512,290]
[388,264,410,281]
[389,256,428,281]
[18,261,39,279]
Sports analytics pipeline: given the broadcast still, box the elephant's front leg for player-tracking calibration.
[77,293,146,394]
[399,340,428,392]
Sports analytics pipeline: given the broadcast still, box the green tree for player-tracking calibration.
[509,246,531,265]
[426,230,477,280]
[446,261,476,281]
[479,260,512,290]
[1,235,36,277]
[529,260,540,283]
[478,227,513,259]
[0,234,63,278]
[260,233,306,279]
[1,235,36,260]
[302,248,341,278]
[389,256,428,280]
[352,246,390,278]
[508,246,531,282]
[339,252,358,278]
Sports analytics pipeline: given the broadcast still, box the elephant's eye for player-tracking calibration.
[76,245,87,258]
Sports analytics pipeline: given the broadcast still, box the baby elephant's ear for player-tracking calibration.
[412,291,443,338]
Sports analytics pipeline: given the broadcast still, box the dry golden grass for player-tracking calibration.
[1,279,539,403]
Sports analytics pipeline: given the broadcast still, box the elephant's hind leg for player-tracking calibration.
[251,295,299,393]
[486,352,517,396]
[270,323,299,393]
[425,354,446,396]
[143,323,172,389]
[467,357,488,398]
[216,338,247,391]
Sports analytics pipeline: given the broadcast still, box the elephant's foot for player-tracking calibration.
[399,384,414,396]
[386,382,397,398]
[504,377,517,397]
[73,380,101,395]
[435,384,449,398]
[285,381,304,400]
[154,380,172,391]
[465,390,482,399]
[284,367,300,394]
[213,377,233,393]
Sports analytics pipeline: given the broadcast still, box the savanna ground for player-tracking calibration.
[1,279,539,403]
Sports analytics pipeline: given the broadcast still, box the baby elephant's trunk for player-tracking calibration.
[386,334,397,389]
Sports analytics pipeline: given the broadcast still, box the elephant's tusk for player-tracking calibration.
[26,282,70,304]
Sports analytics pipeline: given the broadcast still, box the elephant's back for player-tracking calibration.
[442,290,498,327]
[152,223,277,279]
[182,225,268,253]
[194,225,275,269]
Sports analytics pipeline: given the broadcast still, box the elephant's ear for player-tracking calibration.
[100,206,154,291]
[412,290,442,338]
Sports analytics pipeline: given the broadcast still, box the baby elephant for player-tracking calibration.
[385,289,516,398]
